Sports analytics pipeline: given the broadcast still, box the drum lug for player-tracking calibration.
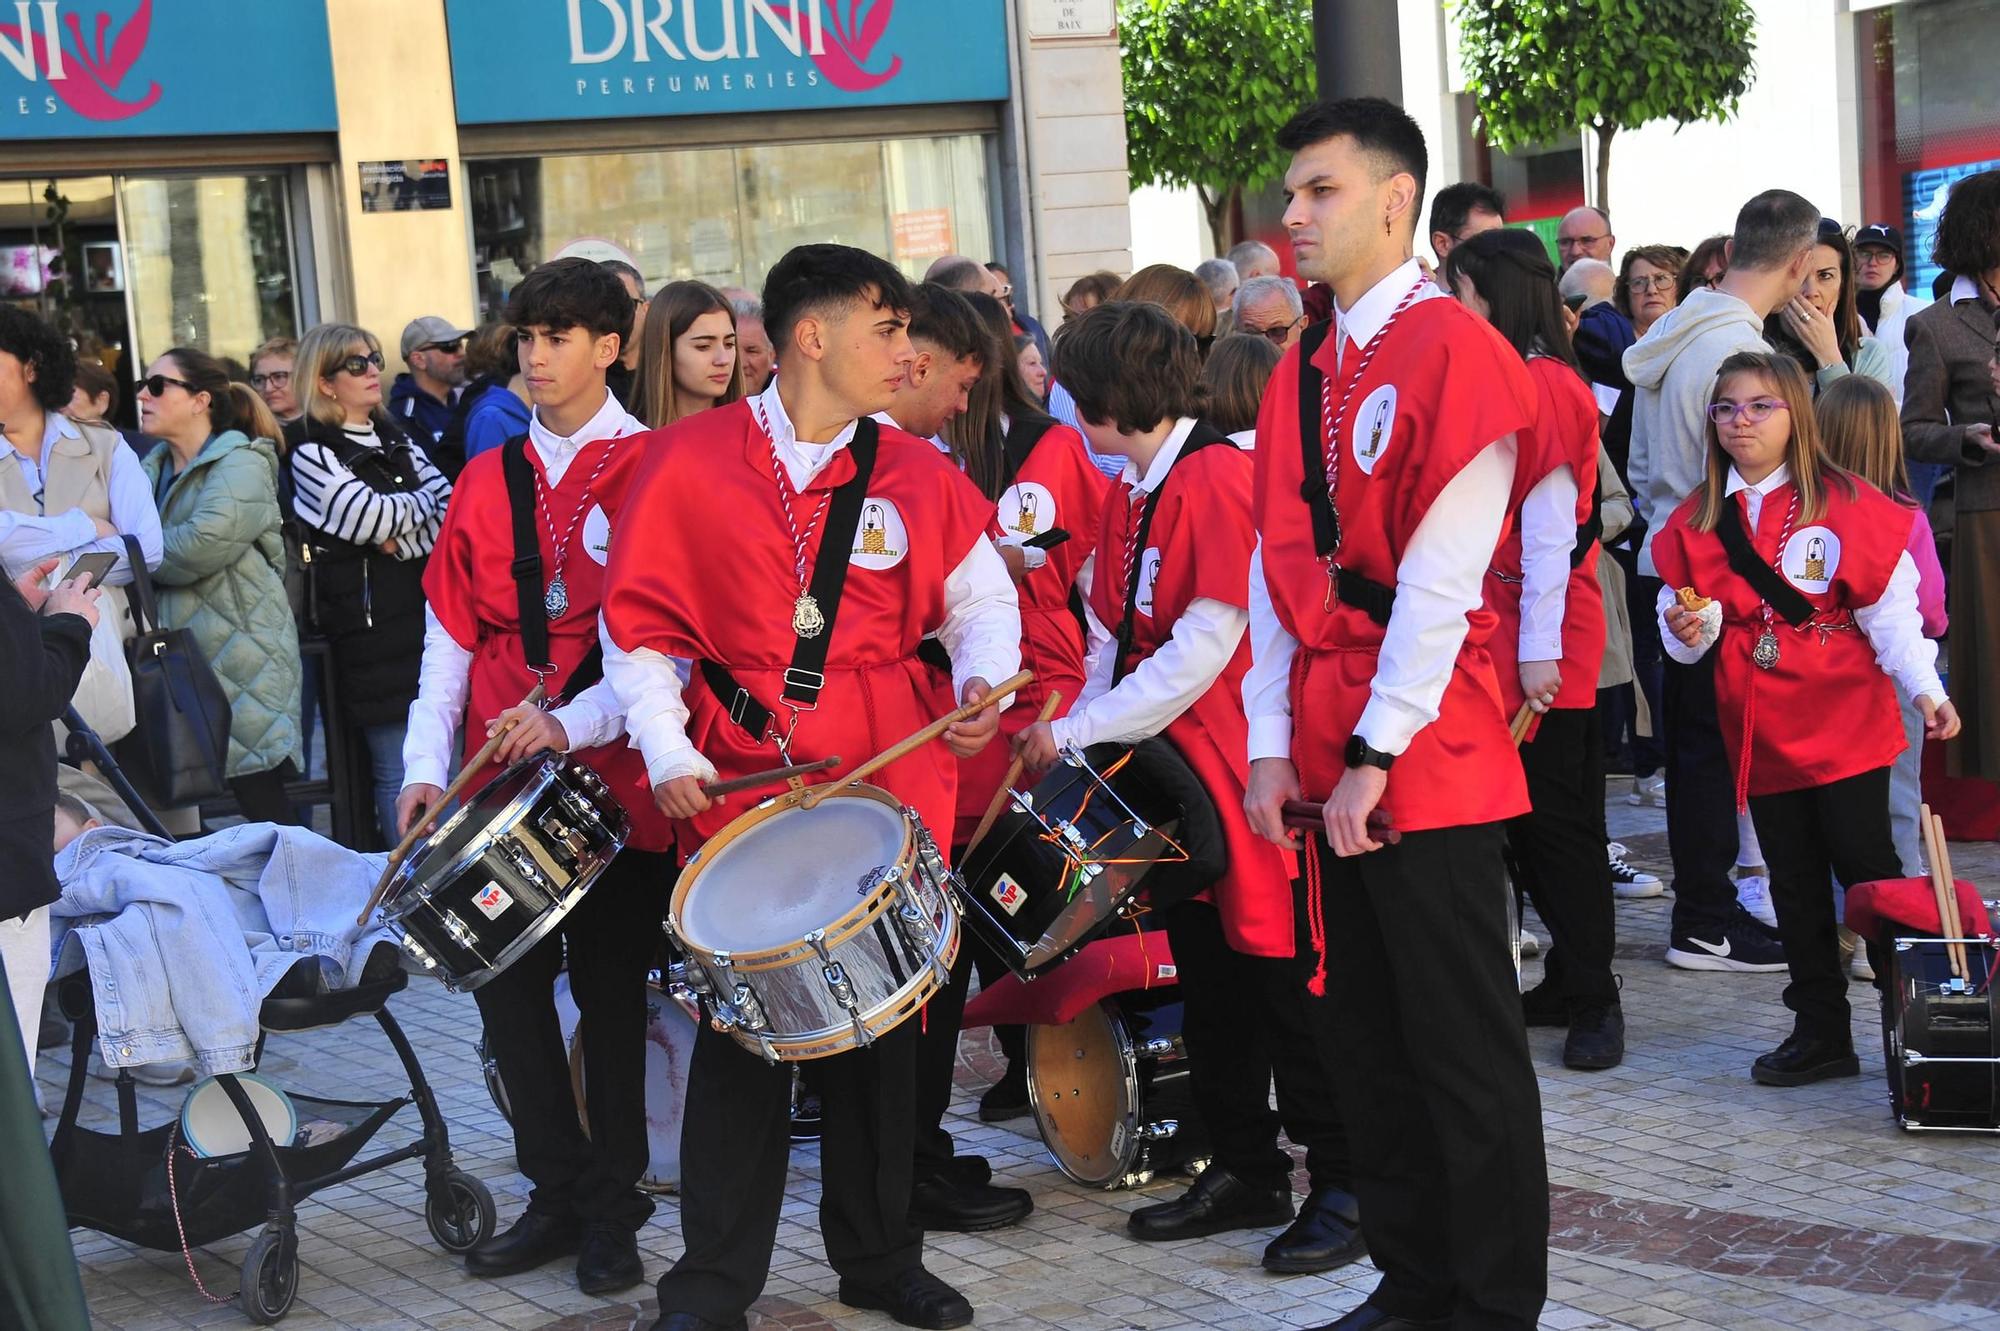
[805,930,875,1049]
[1134,1036,1181,1060]
[441,911,478,951]
[1134,1118,1179,1142]
[501,837,548,888]
[731,983,770,1034]
[399,933,437,973]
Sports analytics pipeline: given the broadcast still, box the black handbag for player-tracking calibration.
[113,535,233,806]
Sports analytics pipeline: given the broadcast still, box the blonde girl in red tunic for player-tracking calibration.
[1654,351,1959,1089]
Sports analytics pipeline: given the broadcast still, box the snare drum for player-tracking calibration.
[1025,988,1208,1189]
[384,752,630,991]
[1881,937,2000,1133]
[670,785,958,1062]
[960,741,1213,978]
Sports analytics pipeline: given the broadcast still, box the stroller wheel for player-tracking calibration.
[427,1169,496,1254]
[240,1226,299,1324]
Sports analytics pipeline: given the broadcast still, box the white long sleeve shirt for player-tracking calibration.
[1517,465,1578,663]
[1049,418,1247,751]
[399,392,640,791]
[1244,259,1519,760]
[1654,463,1946,705]
[0,413,162,583]
[605,379,1021,787]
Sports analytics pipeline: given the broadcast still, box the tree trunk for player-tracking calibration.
[1594,122,1616,218]
[1196,184,1237,257]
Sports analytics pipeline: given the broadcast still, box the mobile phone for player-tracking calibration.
[60,551,118,591]
[1023,527,1071,551]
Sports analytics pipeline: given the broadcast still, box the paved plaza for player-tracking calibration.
[46,788,2000,1331]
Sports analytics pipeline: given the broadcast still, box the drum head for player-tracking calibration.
[568,984,698,1191]
[681,793,909,953]
[1027,999,1135,1187]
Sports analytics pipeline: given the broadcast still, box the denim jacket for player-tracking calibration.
[50,823,398,1075]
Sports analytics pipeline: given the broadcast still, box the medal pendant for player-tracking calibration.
[792,593,826,639]
[544,574,569,619]
[1752,628,1779,670]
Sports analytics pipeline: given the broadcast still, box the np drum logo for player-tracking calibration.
[474,882,515,920]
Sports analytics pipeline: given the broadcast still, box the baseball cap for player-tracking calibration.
[1853,223,1903,254]
[400,315,470,359]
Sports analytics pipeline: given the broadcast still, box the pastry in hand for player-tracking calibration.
[1676,586,1713,613]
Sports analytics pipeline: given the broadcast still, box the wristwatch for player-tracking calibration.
[1344,735,1395,771]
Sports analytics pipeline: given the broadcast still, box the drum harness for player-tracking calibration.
[502,434,612,703]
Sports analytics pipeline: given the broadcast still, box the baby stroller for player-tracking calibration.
[46,708,496,1324]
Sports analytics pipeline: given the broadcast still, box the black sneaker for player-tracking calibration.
[1563,1002,1625,1070]
[1519,982,1569,1028]
[1665,908,1788,972]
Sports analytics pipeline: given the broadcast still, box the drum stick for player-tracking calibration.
[1930,809,1968,978]
[1280,800,1402,846]
[1509,701,1537,747]
[801,670,1034,810]
[963,691,1064,857]
[1919,803,1964,980]
[355,681,547,926]
[700,756,841,799]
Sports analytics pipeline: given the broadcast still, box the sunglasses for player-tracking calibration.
[140,373,195,397]
[1707,397,1789,425]
[338,350,386,377]
[1246,317,1305,346]
[250,369,291,390]
[423,338,466,355]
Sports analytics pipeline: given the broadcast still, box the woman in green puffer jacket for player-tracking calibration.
[137,345,302,823]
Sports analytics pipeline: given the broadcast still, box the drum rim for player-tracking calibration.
[1026,996,1141,1188]
[670,782,918,968]
[383,751,569,915]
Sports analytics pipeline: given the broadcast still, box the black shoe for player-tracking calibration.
[646,1315,748,1331]
[1665,908,1788,972]
[1261,1185,1366,1274]
[978,1066,1030,1122]
[1752,1031,1860,1087]
[1127,1166,1294,1242]
[1309,1302,1450,1331]
[839,1266,974,1329]
[941,1153,992,1187]
[575,1222,643,1296]
[1519,981,1569,1028]
[1564,1002,1626,1071]
[465,1210,583,1278]
[909,1170,1033,1232]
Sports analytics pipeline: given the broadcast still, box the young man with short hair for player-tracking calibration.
[603,244,1020,1331]
[397,257,672,1296]
[1427,181,1506,267]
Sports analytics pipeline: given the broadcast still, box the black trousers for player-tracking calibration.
[1624,563,1666,777]
[1508,708,1617,1005]
[230,764,300,826]
[912,924,1017,1175]
[657,1017,923,1323]
[1165,897,1350,1192]
[1748,766,1900,1041]
[1301,823,1546,1330]
[473,847,671,1231]
[1663,651,1740,935]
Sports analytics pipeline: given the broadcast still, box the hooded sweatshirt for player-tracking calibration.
[1622,287,1768,574]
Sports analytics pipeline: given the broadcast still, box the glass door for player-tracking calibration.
[0,176,134,413]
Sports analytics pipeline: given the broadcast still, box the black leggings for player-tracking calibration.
[229,766,300,826]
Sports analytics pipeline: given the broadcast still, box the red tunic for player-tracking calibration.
[1651,475,1912,801]
[1088,434,1295,958]
[951,423,1110,845]
[423,437,674,852]
[1252,297,1536,832]
[1482,355,1607,717]
[602,401,999,854]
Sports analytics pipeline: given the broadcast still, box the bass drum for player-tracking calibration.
[1025,987,1209,1189]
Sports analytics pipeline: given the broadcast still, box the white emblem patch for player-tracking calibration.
[849,497,910,571]
[581,504,612,565]
[1351,384,1398,475]
[999,481,1056,538]
[1782,526,1840,593]
[1135,547,1162,617]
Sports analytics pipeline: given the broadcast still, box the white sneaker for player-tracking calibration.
[1518,929,1541,957]
[1840,926,1875,981]
[1627,774,1666,807]
[1608,842,1665,898]
[1735,874,1778,929]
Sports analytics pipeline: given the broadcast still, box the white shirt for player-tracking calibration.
[1517,464,1578,663]
[1654,463,1945,705]
[1244,259,1520,759]
[1050,418,1248,751]
[400,393,644,791]
[0,413,162,583]
[605,378,1021,786]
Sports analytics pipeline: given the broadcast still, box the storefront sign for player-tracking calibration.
[1904,158,2000,297]
[446,0,1010,125]
[0,0,334,139]
[359,159,454,213]
[1026,0,1115,39]
[891,208,953,260]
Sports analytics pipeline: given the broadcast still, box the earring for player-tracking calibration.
[1383,215,1391,236]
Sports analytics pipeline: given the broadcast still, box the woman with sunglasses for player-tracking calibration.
[284,323,452,845]
[1654,352,1957,1088]
[135,346,303,823]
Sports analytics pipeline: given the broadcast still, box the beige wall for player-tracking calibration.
[1017,17,1134,319]
[324,0,474,367]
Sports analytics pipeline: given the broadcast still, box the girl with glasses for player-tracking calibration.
[283,322,452,845]
[1653,351,1957,1089]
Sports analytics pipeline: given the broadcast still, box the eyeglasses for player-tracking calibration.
[1557,234,1608,251]
[140,373,194,397]
[250,369,291,390]
[1623,274,1676,293]
[423,338,465,355]
[1707,397,1790,425]
[1246,316,1306,346]
[993,284,1014,300]
[338,351,386,377]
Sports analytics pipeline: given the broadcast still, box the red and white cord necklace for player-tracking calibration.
[1749,483,1799,670]
[751,395,835,640]
[535,439,619,619]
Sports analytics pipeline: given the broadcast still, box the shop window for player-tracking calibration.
[120,174,300,373]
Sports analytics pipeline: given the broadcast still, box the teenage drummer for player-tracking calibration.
[601,243,1019,1331]
[1013,301,1363,1275]
[396,257,676,1295]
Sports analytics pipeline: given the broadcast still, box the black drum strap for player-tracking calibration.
[1716,495,1814,626]
[1291,323,1397,627]
[1112,424,1230,685]
[502,433,604,699]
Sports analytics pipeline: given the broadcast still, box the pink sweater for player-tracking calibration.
[1908,506,1948,639]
